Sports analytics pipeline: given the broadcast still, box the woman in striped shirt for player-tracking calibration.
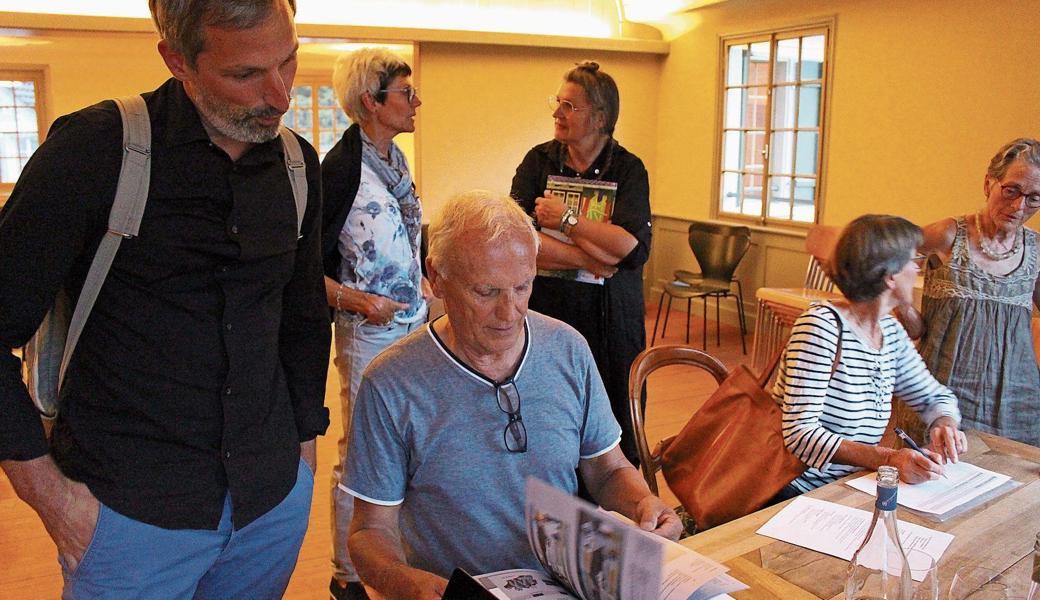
[773,214,968,495]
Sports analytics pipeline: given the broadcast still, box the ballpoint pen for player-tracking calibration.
[894,427,948,479]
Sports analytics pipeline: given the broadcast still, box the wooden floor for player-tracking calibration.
[0,305,752,599]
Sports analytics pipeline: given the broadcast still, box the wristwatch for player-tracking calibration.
[560,208,579,235]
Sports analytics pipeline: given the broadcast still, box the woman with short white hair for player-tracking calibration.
[320,47,425,600]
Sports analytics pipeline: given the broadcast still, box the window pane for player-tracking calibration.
[318,85,336,107]
[801,35,825,80]
[792,177,817,222]
[0,132,16,156]
[774,38,799,84]
[18,132,38,156]
[281,111,295,129]
[727,44,748,86]
[772,85,796,129]
[16,108,36,132]
[721,171,740,213]
[0,107,15,131]
[770,131,794,175]
[318,108,334,129]
[319,131,335,150]
[0,156,19,182]
[724,88,743,129]
[335,109,351,129]
[294,86,312,107]
[745,131,765,172]
[297,129,315,146]
[722,130,742,171]
[13,81,35,106]
[795,131,819,174]
[745,86,768,128]
[742,173,763,216]
[768,175,792,217]
[798,84,821,128]
[749,42,770,82]
[0,82,14,106]
[299,109,313,130]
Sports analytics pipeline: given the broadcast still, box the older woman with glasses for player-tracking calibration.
[321,47,426,600]
[773,215,967,497]
[510,61,651,469]
[910,138,1040,447]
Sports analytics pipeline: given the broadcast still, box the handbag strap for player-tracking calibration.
[757,302,844,387]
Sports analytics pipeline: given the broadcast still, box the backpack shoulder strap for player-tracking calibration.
[57,94,151,388]
[278,127,307,237]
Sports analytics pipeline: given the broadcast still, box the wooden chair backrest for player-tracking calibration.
[804,224,840,291]
[627,344,729,495]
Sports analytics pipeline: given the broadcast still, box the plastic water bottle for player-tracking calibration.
[845,465,913,599]
[1027,531,1040,600]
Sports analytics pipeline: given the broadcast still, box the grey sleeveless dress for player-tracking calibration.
[919,216,1040,446]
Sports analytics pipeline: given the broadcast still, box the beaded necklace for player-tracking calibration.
[974,211,1023,261]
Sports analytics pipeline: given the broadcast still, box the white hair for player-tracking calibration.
[428,190,539,277]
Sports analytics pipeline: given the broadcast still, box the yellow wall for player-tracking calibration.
[0,28,661,222]
[415,42,662,219]
[0,31,416,173]
[654,0,1040,229]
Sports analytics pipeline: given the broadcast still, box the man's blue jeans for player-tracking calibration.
[60,459,313,600]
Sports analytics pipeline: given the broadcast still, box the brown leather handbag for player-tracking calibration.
[660,305,842,530]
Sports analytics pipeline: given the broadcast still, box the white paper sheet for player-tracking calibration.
[844,461,1011,515]
[755,496,954,581]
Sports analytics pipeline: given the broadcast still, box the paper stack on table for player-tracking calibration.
[756,496,954,581]
[845,461,1011,515]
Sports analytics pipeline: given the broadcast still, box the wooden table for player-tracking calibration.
[679,430,1040,599]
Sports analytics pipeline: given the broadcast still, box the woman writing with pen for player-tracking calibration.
[772,215,969,499]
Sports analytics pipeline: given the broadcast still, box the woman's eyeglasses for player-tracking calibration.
[548,95,591,114]
[495,381,527,453]
[910,254,929,270]
[998,183,1040,208]
[379,86,419,103]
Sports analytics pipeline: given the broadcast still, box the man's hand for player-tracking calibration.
[928,416,966,464]
[387,568,448,600]
[889,448,944,483]
[300,439,317,475]
[633,495,683,541]
[2,455,100,572]
[533,195,567,231]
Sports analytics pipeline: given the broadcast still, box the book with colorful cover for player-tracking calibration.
[538,175,618,285]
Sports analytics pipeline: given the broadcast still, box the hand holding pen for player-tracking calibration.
[894,427,948,480]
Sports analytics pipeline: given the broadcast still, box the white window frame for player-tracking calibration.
[712,20,834,227]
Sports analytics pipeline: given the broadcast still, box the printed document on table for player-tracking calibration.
[756,496,954,580]
[844,461,1011,515]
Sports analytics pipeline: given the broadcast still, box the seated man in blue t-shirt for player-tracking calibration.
[341,189,682,600]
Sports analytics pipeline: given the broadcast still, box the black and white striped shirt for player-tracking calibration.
[772,303,960,493]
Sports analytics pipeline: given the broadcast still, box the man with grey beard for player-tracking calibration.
[0,1,329,598]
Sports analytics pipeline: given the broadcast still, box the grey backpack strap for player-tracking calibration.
[278,127,307,237]
[57,94,151,389]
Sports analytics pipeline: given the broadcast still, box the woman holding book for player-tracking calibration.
[510,61,652,468]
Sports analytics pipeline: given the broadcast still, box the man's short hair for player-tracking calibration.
[332,48,412,124]
[149,0,296,68]
[428,190,539,278]
[829,214,922,302]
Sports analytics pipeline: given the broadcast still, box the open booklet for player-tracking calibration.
[457,477,746,600]
[538,175,617,286]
